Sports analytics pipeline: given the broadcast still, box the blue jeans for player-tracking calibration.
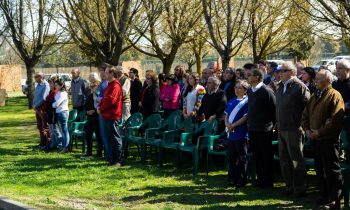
[103,119,122,164]
[48,123,61,148]
[99,115,111,161]
[57,111,70,149]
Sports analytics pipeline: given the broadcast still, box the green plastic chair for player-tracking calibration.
[206,132,228,175]
[179,119,218,176]
[126,114,162,162]
[68,109,78,133]
[121,112,143,158]
[143,110,182,164]
[70,121,87,152]
[160,117,196,167]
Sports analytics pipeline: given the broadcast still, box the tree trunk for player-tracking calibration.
[161,56,176,75]
[195,52,203,77]
[221,53,231,71]
[25,63,35,109]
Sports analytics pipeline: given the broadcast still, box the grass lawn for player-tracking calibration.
[0,95,321,209]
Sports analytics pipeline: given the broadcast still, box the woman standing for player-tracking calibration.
[301,67,316,94]
[42,77,61,151]
[182,73,206,120]
[159,74,180,118]
[140,71,160,119]
[82,73,103,158]
[224,79,250,187]
[52,79,70,153]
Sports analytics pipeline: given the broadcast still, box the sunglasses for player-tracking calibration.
[280,69,291,73]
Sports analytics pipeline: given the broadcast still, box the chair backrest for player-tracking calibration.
[77,110,87,122]
[200,119,218,136]
[143,114,162,128]
[165,110,182,131]
[68,109,78,122]
[181,118,196,133]
[123,112,143,129]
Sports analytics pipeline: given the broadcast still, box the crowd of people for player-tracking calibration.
[32,59,350,209]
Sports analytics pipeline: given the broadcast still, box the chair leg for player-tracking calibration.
[206,153,209,176]
[159,146,163,167]
[193,149,198,177]
[141,142,145,164]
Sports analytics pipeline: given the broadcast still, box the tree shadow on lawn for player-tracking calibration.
[122,178,319,209]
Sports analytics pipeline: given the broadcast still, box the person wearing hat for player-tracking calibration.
[159,74,180,118]
[129,68,143,114]
[301,67,316,94]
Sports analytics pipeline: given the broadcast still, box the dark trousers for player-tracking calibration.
[227,139,248,185]
[73,106,85,121]
[84,117,103,156]
[104,119,123,164]
[249,130,274,187]
[35,109,50,146]
[312,139,343,202]
[278,129,306,193]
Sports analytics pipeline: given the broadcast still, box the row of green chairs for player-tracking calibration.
[124,111,221,176]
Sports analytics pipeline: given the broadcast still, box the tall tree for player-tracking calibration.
[301,0,350,49]
[0,0,63,108]
[202,0,251,70]
[62,0,143,65]
[131,0,202,75]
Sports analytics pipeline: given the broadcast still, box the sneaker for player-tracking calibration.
[322,201,340,210]
[109,162,122,167]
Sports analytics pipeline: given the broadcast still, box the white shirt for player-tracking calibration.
[251,82,263,92]
[186,85,204,114]
[282,78,293,93]
[52,91,69,113]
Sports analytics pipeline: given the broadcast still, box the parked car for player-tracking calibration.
[22,73,72,96]
[333,55,350,61]
[312,59,337,73]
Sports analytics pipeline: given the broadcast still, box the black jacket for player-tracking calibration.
[84,92,98,120]
[219,79,236,101]
[142,84,160,119]
[198,89,227,121]
[130,78,143,113]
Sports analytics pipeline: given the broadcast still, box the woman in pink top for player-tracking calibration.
[160,74,180,118]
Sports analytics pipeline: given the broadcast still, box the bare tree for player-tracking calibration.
[202,0,251,70]
[131,0,202,75]
[61,0,143,65]
[0,0,64,108]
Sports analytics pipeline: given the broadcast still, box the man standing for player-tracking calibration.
[295,62,305,80]
[98,66,124,167]
[129,68,142,114]
[332,59,350,161]
[116,66,131,122]
[71,68,87,113]
[302,70,344,209]
[201,68,214,87]
[245,68,276,188]
[276,62,310,197]
[33,72,50,147]
[198,77,227,134]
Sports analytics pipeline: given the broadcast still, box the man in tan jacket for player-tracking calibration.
[302,69,344,209]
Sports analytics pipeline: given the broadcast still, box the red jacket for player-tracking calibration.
[99,79,123,120]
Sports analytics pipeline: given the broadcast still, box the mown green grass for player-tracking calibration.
[0,95,320,209]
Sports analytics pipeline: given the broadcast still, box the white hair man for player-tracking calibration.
[276,61,310,197]
[33,72,50,148]
[302,69,344,209]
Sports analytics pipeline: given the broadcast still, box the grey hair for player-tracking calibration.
[337,59,350,69]
[115,66,124,72]
[236,79,250,90]
[282,61,297,75]
[323,69,334,83]
[208,76,221,86]
[35,72,44,77]
[89,72,100,82]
